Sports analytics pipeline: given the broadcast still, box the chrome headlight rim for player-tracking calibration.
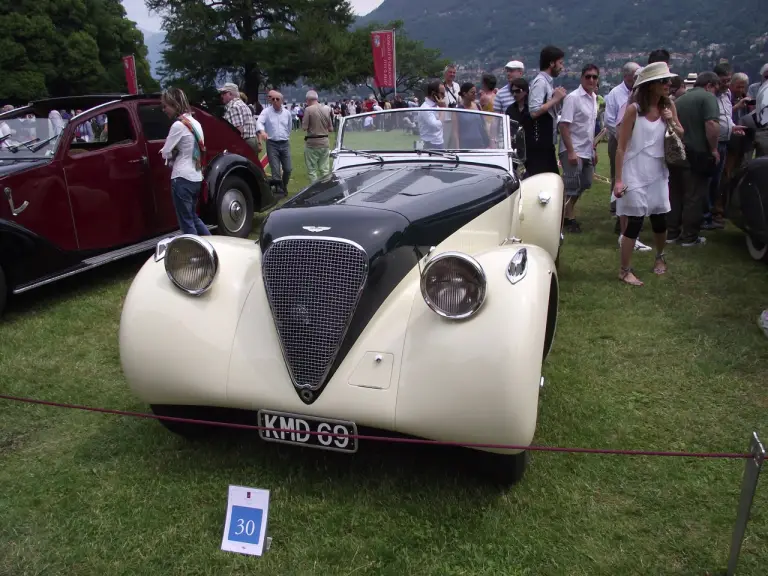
[420,251,487,320]
[163,234,219,296]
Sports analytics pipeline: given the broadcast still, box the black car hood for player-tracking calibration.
[0,158,50,178]
[259,162,517,403]
[260,163,513,249]
[274,162,510,221]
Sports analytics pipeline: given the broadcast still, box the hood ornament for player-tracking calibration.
[302,226,331,232]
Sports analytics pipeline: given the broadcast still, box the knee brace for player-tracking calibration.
[649,213,667,234]
[623,216,644,239]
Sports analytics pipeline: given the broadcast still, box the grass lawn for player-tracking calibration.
[2,135,768,575]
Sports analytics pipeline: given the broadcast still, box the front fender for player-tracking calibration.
[516,173,564,262]
[204,152,273,213]
[395,243,557,453]
[119,236,261,406]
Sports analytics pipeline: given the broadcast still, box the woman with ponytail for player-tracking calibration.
[160,87,210,236]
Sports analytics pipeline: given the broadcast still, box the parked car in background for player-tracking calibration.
[0,94,276,316]
[119,108,564,484]
[727,157,768,262]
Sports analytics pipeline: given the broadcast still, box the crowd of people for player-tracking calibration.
[387,48,767,287]
[8,47,765,290]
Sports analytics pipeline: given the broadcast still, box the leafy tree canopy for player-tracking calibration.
[0,0,159,103]
[149,0,357,102]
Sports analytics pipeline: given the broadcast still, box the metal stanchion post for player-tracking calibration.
[727,432,764,576]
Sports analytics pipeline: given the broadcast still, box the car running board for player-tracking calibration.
[13,225,217,295]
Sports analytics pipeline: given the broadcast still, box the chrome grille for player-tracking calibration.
[262,237,368,391]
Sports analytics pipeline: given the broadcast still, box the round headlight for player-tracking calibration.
[420,252,486,319]
[164,235,219,295]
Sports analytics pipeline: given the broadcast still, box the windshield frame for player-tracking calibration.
[335,108,512,155]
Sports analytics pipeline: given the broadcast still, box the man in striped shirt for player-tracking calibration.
[493,60,525,115]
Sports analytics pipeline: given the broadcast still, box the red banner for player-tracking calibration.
[370,30,396,89]
[122,55,138,95]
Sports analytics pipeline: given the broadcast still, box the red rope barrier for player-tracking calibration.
[0,394,753,459]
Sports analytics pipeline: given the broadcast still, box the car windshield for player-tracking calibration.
[339,108,506,153]
[0,116,66,158]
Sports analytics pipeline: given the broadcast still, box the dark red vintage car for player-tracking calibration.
[0,94,277,316]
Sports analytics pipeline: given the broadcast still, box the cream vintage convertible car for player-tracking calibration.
[119,108,564,484]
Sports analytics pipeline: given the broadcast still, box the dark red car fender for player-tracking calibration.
[203,152,273,214]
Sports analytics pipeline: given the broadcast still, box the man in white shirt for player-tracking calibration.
[442,64,461,148]
[418,80,446,149]
[256,90,293,193]
[706,63,746,228]
[605,62,641,200]
[558,64,599,233]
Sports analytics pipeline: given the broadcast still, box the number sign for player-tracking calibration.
[221,485,270,556]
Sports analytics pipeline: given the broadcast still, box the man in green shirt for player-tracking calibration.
[667,72,721,246]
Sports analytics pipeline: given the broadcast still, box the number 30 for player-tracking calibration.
[235,518,257,536]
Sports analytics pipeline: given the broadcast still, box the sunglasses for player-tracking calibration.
[584,74,599,80]
[270,97,281,101]
[511,88,523,94]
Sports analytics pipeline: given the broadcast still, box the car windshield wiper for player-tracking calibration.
[29,133,60,153]
[7,137,40,153]
[338,148,383,163]
[0,134,10,145]
[415,148,459,162]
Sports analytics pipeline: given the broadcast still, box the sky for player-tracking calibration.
[121,0,385,32]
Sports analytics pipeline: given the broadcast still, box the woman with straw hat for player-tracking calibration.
[612,62,684,286]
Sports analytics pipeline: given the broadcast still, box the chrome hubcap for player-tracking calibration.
[220,188,247,233]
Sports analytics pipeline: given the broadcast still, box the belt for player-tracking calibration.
[268,139,289,143]
[304,134,328,140]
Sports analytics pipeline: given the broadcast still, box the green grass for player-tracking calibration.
[2,136,768,575]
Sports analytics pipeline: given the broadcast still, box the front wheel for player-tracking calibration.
[216,174,254,238]
[475,449,529,486]
[746,234,768,263]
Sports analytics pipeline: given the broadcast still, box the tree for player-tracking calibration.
[314,20,448,101]
[149,0,356,102]
[0,0,158,103]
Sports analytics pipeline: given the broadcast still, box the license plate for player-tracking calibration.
[257,410,358,453]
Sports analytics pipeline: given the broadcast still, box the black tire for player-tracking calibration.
[216,174,254,238]
[150,404,223,440]
[475,449,529,486]
[0,265,6,318]
[745,234,768,263]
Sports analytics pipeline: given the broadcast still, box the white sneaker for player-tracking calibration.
[618,235,653,252]
[635,239,653,252]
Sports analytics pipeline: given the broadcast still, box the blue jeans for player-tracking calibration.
[266,140,292,191]
[704,142,728,222]
[171,177,211,236]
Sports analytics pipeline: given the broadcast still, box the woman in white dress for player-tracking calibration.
[613,62,684,286]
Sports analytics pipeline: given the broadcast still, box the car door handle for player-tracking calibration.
[129,155,148,166]
[4,187,29,216]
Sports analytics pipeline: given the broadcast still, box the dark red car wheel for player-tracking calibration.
[217,174,254,238]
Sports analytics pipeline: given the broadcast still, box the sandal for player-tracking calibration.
[653,253,667,275]
[619,267,644,286]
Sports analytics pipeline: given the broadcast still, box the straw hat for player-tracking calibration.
[633,62,678,88]
[683,72,698,86]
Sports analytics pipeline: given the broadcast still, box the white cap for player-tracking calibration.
[505,60,525,71]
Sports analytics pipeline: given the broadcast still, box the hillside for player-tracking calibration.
[357,0,768,85]
[139,28,166,79]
